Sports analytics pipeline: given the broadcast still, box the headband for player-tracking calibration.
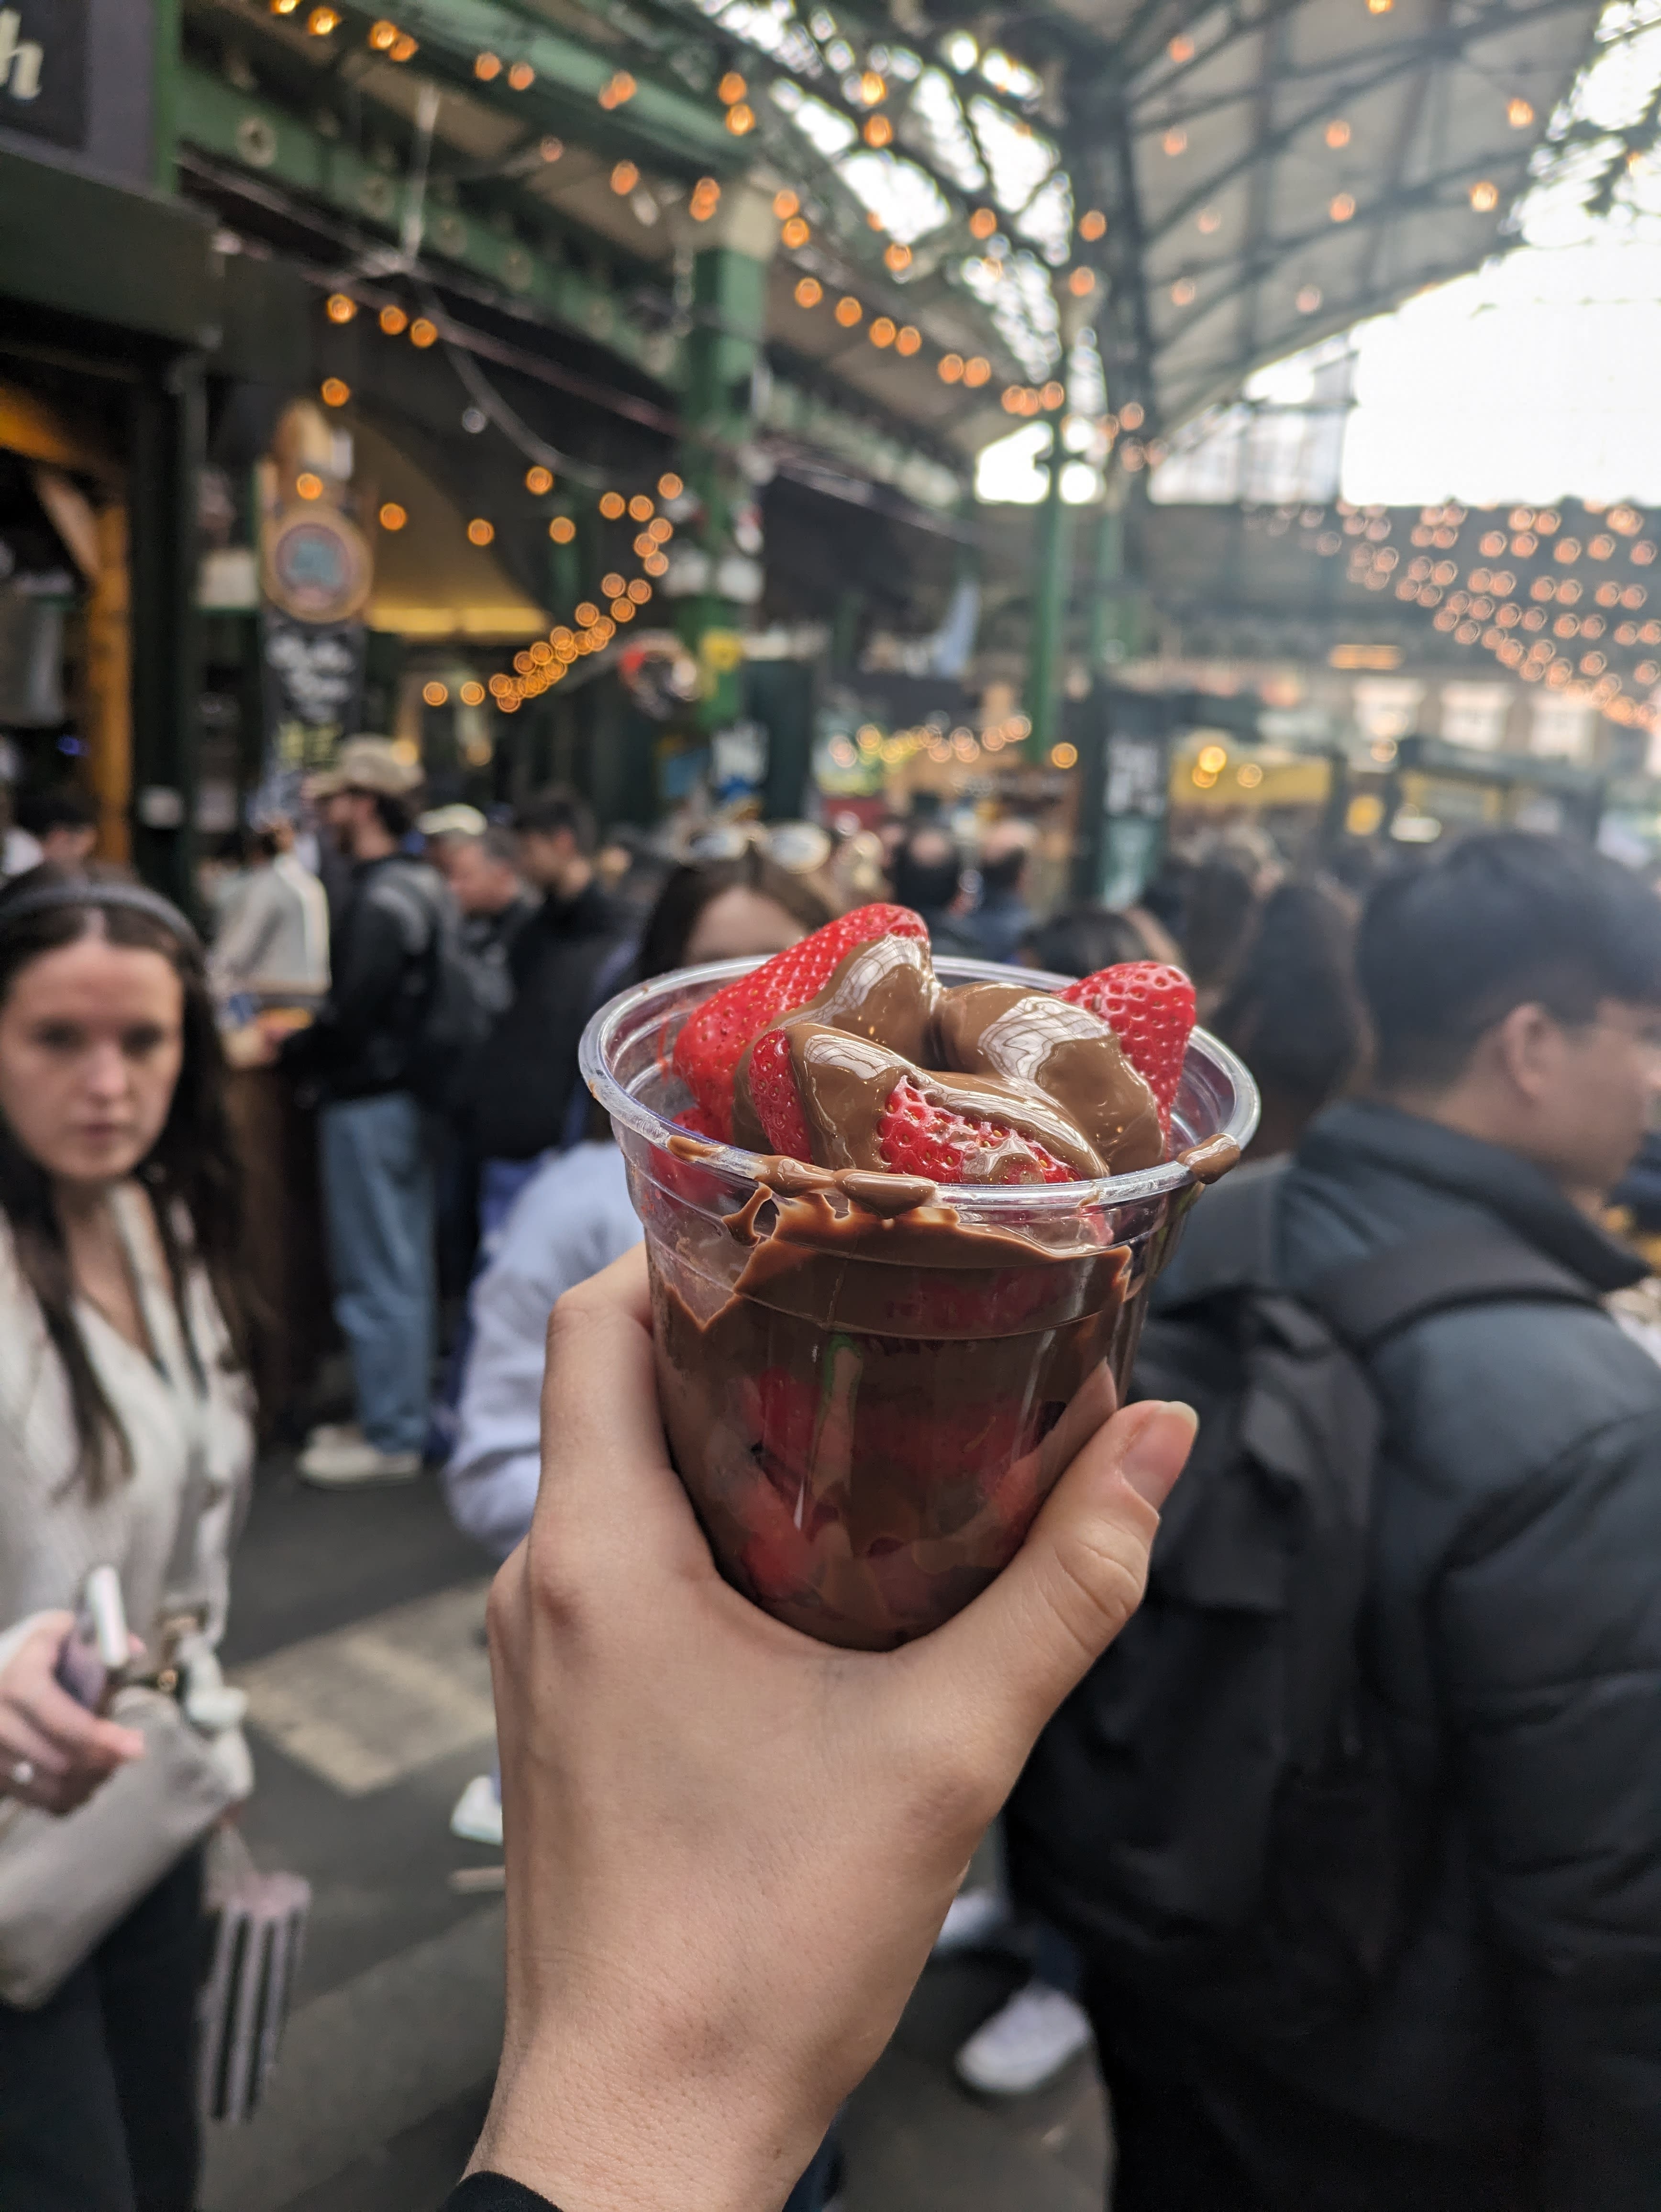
[0,880,201,951]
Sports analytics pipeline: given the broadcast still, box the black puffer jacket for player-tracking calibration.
[1026,1102,1661,2205]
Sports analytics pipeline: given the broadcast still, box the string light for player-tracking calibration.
[649,516,673,540]
[1296,283,1323,312]
[795,276,822,307]
[476,51,500,78]
[388,31,417,61]
[380,304,408,335]
[410,317,437,347]
[727,104,755,135]
[859,70,886,103]
[940,354,964,383]
[871,317,897,347]
[1329,193,1356,221]
[378,502,406,530]
[718,70,747,103]
[964,356,990,386]
[461,681,486,705]
[1163,126,1187,154]
[863,115,893,146]
[783,217,811,247]
[524,465,553,495]
[423,681,449,706]
[307,7,339,34]
[658,473,683,498]
[296,472,323,500]
[611,162,639,194]
[1079,210,1107,241]
[884,242,911,271]
[1169,33,1195,61]
[599,491,626,519]
[1172,277,1196,305]
[1507,96,1534,126]
[549,516,575,542]
[835,296,863,326]
[598,71,636,108]
[896,325,921,355]
[774,189,799,218]
[467,518,495,545]
[320,377,351,406]
[326,293,357,323]
[1470,179,1500,212]
[1325,118,1351,147]
[629,494,654,520]
[689,177,720,220]
[508,60,534,89]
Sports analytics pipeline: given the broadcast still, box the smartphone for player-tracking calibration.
[55,1567,129,1713]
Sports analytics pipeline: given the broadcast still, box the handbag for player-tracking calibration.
[0,1682,239,2008]
[197,1824,311,2122]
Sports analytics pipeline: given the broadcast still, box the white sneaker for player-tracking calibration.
[932,1888,1011,1958]
[954,1982,1095,2098]
[450,1774,504,1847]
[297,1434,422,1487]
[303,1421,360,1451]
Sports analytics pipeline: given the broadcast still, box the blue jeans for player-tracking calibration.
[319,1091,436,1455]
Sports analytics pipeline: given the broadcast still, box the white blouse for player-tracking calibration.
[0,1184,254,1722]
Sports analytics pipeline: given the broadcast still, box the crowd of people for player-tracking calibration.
[0,751,1657,2212]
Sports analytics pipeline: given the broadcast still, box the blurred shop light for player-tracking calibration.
[1050,742,1078,768]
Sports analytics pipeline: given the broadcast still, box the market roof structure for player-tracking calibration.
[178,0,1605,507]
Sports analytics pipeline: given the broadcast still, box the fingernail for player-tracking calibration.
[1120,1401,1197,1507]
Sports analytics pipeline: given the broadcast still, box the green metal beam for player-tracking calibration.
[178,64,680,380]
[334,0,740,177]
[0,148,221,348]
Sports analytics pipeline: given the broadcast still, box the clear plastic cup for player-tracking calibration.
[580,955,1259,1650]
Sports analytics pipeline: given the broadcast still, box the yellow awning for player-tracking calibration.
[350,416,549,642]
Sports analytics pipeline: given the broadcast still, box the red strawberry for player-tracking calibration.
[673,904,926,1138]
[671,1103,725,1142]
[746,1026,814,1160]
[1061,961,1195,1131]
[876,1078,1074,1186]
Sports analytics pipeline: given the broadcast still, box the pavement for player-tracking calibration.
[208,1458,1111,2212]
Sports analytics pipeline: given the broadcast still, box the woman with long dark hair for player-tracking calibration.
[0,869,255,2212]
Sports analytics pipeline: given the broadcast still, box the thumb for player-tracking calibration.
[908,1400,1196,1766]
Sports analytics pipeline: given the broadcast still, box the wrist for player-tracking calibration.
[468,2023,815,2212]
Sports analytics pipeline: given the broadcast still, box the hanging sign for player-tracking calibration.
[257,504,371,811]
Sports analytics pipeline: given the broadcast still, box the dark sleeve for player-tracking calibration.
[1443,1411,1661,2211]
[282,886,420,1076]
[441,2179,560,2211]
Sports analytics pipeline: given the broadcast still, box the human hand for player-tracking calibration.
[469,1246,1195,2212]
[0,1614,145,1815]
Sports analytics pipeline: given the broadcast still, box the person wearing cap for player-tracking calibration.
[282,738,461,1488]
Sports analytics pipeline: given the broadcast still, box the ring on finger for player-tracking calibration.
[9,1758,34,1789]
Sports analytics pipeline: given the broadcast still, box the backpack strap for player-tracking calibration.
[1307,1222,1601,1351]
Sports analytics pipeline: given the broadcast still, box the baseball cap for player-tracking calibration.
[332,736,424,797]
[417,803,488,839]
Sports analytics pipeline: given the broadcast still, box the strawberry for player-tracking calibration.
[876,1078,1074,1186]
[1061,961,1195,1131]
[672,903,927,1138]
[670,1103,725,1142]
[746,1026,814,1160]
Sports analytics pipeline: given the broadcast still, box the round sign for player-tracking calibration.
[262,505,372,624]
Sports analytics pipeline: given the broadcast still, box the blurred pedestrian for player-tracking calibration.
[207,820,329,999]
[892,826,981,957]
[433,826,534,1018]
[282,739,466,1488]
[18,791,97,876]
[0,871,255,2212]
[1018,904,1161,978]
[461,790,631,1190]
[971,821,1036,963]
[1209,878,1368,1157]
[1014,832,1661,2210]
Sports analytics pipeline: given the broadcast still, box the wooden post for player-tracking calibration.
[85,504,133,866]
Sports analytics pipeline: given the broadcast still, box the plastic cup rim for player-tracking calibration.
[578,951,1262,1212]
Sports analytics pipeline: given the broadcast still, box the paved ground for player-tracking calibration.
[207,1460,1111,2212]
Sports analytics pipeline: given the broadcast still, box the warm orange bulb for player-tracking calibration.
[388,31,417,60]
[628,578,652,604]
[1470,179,1500,212]
[410,317,438,347]
[1079,209,1107,241]
[628,494,653,521]
[969,207,997,239]
[835,296,863,327]
[1325,118,1350,148]
[307,6,339,34]
[862,114,892,146]
[601,571,626,598]
[320,376,350,407]
[326,292,357,323]
[296,472,324,500]
[526,465,554,495]
[658,473,683,499]
[718,70,747,103]
[611,161,640,195]
[1041,380,1066,410]
[794,276,822,308]
[475,51,501,79]
[611,599,635,621]
[422,681,449,707]
[1068,267,1096,297]
[368,16,397,45]
[896,325,921,355]
[599,491,625,519]
[549,516,575,543]
[467,518,495,546]
[378,501,407,531]
[783,217,811,248]
[1507,96,1534,127]
[963,357,990,387]
[379,304,408,335]
[884,242,911,272]
[773,189,800,219]
[576,601,600,627]
[726,103,755,135]
[1329,193,1356,222]
[939,354,964,384]
[870,317,897,348]
[461,681,486,705]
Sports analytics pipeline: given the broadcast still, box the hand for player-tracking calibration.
[221,1020,279,1070]
[0,1614,145,1815]
[469,1246,1195,2212]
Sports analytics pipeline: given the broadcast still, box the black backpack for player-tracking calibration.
[1008,1158,1599,2043]
[373,860,494,1111]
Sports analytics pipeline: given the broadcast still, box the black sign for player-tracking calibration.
[0,1,88,152]
[255,609,365,817]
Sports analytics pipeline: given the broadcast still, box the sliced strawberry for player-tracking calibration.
[876,1078,1074,1186]
[1061,960,1195,1131]
[746,1026,814,1160]
[672,903,927,1138]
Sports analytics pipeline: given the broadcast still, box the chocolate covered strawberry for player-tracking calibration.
[877,1078,1074,1186]
[672,902,927,1138]
[1061,960,1195,1132]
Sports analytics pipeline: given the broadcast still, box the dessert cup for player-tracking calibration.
[580,954,1259,1650]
